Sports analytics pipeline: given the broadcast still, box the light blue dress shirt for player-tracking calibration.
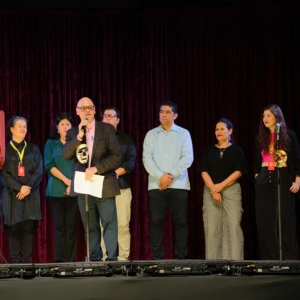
[142,124,194,191]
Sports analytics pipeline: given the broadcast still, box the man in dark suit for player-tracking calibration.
[62,97,121,261]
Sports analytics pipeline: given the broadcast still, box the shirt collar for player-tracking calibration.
[158,123,178,133]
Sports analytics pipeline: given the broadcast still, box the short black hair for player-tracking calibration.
[159,101,178,114]
[101,106,121,119]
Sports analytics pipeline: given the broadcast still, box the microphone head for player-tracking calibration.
[275,122,282,134]
[81,117,89,133]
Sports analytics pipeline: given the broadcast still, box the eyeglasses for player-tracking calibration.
[77,105,95,112]
[103,114,117,119]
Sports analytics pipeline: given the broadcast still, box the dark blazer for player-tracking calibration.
[116,130,136,189]
[62,120,121,198]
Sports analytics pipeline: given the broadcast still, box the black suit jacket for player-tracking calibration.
[62,120,121,198]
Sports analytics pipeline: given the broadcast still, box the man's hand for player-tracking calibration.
[159,173,174,190]
[85,167,97,181]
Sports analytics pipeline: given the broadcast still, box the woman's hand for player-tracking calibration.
[20,185,31,196]
[64,178,71,187]
[212,183,223,193]
[213,192,222,203]
[16,192,25,200]
[290,182,300,193]
[210,183,223,194]
[16,185,31,200]
[66,186,71,196]
[210,186,216,194]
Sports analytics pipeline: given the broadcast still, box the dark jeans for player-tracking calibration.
[149,189,188,260]
[9,219,34,263]
[78,194,118,261]
[48,196,79,262]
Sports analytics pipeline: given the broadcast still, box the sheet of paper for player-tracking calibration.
[74,171,104,198]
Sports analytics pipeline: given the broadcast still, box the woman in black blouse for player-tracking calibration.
[1,116,43,263]
[255,104,300,260]
[199,118,247,260]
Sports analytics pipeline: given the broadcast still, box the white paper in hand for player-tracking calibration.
[74,171,104,198]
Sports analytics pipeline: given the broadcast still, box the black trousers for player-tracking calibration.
[9,219,34,263]
[149,189,188,260]
[47,196,79,262]
[255,167,298,260]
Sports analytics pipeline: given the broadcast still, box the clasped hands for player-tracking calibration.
[210,183,223,203]
[159,173,174,190]
[16,185,31,201]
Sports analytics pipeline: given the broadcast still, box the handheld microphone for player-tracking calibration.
[81,117,89,133]
[276,122,282,134]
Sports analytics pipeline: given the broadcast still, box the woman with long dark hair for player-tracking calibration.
[44,112,78,262]
[255,104,300,260]
[199,118,247,260]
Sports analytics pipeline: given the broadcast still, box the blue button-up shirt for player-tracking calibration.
[142,124,194,190]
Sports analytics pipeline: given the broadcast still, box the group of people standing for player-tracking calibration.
[0,97,136,263]
[0,100,299,263]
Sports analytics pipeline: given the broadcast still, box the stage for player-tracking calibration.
[0,260,299,300]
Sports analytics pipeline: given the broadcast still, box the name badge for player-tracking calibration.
[18,165,25,177]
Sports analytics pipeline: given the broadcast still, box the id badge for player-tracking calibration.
[18,165,25,177]
[268,161,275,171]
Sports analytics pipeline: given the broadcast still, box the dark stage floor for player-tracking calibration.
[0,260,299,300]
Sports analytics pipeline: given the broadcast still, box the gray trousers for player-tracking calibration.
[203,182,244,260]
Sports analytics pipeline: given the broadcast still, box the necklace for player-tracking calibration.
[216,142,231,159]
[219,148,226,159]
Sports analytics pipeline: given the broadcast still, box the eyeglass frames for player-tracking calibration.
[76,105,95,112]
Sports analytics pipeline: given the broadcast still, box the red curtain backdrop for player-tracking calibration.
[0,3,300,263]
[0,111,5,169]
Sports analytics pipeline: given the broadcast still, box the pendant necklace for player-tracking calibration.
[217,142,231,159]
[219,148,226,159]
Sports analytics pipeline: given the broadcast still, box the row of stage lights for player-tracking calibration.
[1,260,300,279]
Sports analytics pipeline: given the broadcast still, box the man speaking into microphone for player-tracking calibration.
[62,97,121,261]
